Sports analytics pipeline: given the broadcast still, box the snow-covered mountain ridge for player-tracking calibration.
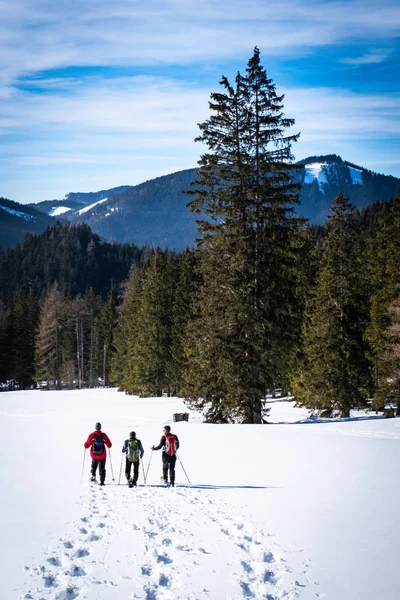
[2,155,400,250]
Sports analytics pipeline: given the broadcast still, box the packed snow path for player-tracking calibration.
[21,484,304,600]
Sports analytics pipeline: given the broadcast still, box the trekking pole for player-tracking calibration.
[108,448,115,481]
[80,448,87,484]
[145,451,153,483]
[118,453,124,485]
[141,456,146,485]
[177,453,192,485]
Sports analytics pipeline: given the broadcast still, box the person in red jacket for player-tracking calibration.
[84,422,112,486]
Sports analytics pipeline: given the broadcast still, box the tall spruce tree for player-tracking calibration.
[123,249,176,397]
[365,197,400,410]
[291,193,371,417]
[98,287,118,386]
[383,297,400,414]
[34,283,66,389]
[8,289,39,388]
[183,47,305,423]
[110,265,142,389]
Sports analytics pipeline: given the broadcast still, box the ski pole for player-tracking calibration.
[108,447,115,481]
[177,453,191,485]
[141,456,146,485]
[80,448,87,483]
[118,453,124,485]
[145,451,153,482]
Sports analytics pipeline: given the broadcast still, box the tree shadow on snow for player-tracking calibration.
[272,414,389,426]
[142,484,277,490]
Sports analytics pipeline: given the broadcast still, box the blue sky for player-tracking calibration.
[1,0,399,204]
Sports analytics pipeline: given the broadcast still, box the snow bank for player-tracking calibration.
[77,198,108,215]
[1,389,399,599]
[49,206,72,217]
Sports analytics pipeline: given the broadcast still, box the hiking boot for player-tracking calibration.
[90,476,96,482]
[170,482,175,487]
[132,481,137,487]
[99,482,105,486]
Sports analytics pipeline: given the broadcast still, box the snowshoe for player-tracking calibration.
[128,478,134,488]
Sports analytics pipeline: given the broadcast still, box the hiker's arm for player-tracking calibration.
[152,436,165,451]
[122,440,127,453]
[175,435,180,451]
[139,440,144,458]
[103,433,112,448]
[84,433,93,448]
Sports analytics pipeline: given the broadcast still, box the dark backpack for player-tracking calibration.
[92,433,105,456]
[165,434,177,456]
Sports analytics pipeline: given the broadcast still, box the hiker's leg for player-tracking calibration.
[133,461,139,484]
[91,459,98,478]
[170,455,177,485]
[125,459,131,480]
[99,459,106,484]
[162,453,169,482]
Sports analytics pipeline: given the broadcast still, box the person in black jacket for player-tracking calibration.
[151,425,179,487]
[122,431,144,487]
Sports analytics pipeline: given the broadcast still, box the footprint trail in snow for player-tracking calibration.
[21,484,310,599]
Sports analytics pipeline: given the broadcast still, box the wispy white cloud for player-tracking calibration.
[341,50,392,65]
[1,73,399,202]
[0,0,399,92]
[0,1,399,202]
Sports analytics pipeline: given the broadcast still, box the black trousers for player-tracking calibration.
[162,453,177,484]
[125,459,139,483]
[91,458,106,483]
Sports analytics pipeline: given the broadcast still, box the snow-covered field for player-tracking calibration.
[1,389,399,600]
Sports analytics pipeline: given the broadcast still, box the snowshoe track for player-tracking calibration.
[21,485,307,599]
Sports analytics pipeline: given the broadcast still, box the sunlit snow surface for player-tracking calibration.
[348,166,363,184]
[49,206,72,216]
[1,389,399,600]
[0,205,36,221]
[303,162,328,186]
[77,198,108,215]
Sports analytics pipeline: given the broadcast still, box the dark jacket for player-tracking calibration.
[122,438,144,459]
[84,431,112,460]
[153,434,179,454]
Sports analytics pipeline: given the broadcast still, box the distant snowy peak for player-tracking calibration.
[49,206,72,217]
[302,159,363,192]
[304,162,328,186]
[0,204,36,222]
[77,198,108,216]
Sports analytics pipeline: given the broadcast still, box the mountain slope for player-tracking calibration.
[0,198,59,249]
[67,169,198,250]
[5,156,400,250]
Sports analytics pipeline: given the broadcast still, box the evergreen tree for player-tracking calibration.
[168,249,200,395]
[34,283,66,389]
[184,47,305,423]
[98,287,118,386]
[291,193,371,417]
[124,249,175,396]
[383,297,400,414]
[85,288,102,388]
[365,197,400,410]
[110,265,142,389]
[0,300,11,384]
[8,290,39,388]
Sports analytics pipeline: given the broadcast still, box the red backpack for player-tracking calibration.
[165,434,177,455]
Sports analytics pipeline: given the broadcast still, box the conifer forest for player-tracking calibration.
[1,49,399,421]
